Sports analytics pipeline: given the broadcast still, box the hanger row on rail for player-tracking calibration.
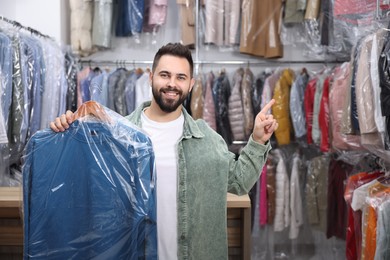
[79,59,348,67]
[0,15,52,39]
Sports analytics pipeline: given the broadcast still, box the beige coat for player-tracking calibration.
[70,0,93,56]
[239,0,283,58]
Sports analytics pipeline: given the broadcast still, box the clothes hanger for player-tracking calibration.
[376,174,390,185]
[374,157,390,185]
[73,101,111,123]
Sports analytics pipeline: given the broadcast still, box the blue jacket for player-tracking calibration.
[22,119,157,259]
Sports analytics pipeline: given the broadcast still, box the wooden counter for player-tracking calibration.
[0,187,251,260]
[226,192,252,260]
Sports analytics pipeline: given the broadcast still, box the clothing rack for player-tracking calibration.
[79,59,346,68]
[0,15,53,39]
[80,59,153,67]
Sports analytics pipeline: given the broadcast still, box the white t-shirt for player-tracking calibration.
[141,110,184,260]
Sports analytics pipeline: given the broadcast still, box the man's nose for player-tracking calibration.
[168,76,177,86]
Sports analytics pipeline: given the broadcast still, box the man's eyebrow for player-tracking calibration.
[159,70,171,75]
[159,70,188,78]
[176,73,188,78]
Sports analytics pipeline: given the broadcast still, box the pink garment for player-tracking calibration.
[202,72,217,130]
[204,0,223,45]
[334,0,380,16]
[148,0,168,25]
[259,165,268,226]
[329,63,364,151]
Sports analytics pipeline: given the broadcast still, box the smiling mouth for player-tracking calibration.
[162,90,180,98]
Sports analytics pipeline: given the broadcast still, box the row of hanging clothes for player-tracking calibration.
[0,17,78,186]
[250,141,390,260]
[77,31,390,162]
[249,26,390,259]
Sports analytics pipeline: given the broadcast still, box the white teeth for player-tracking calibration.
[165,91,177,97]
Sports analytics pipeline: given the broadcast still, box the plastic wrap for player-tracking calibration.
[0,31,12,186]
[0,71,10,186]
[301,0,326,58]
[70,0,93,56]
[328,62,364,152]
[22,101,157,259]
[296,0,389,60]
[284,0,306,25]
[379,29,390,149]
[0,29,13,131]
[228,67,245,141]
[344,171,384,260]
[306,154,329,233]
[177,0,196,48]
[212,70,232,144]
[142,0,168,46]
[375,198,390,259]
[64,49,79,113]
[272,149,290,233]
[239,0,283,58]
[290,68,309,140]
[115,0,143,38]
[92,0,114,49]
[311,75,325,145]
[8,34,29,167]
[202,71,217,130]
[242,68,254,139]
[356,32,381,134]
[202,0,240,48]
[38,37,68,130]
[252,71,271,117]
[190,75,204,120]
[362,178,390,260]
[289,152,304,240]
[251,145,347,259]
[355,29,390,163]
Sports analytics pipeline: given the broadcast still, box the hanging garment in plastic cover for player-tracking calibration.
[21,101,157,259]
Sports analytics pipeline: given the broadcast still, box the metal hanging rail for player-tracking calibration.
[0,15,53,39]
[79,58,346,67]
[79,59,153,67]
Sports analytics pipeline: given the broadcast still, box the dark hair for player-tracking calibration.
[152,43,194,77]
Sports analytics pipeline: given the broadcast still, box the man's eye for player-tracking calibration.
[178,76,186,80]
[160,74,169,78]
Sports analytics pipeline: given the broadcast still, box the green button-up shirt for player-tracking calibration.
[126,101,271,260]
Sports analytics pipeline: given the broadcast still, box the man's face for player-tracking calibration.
[150,55,194,113]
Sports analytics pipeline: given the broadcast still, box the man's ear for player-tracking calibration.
[149,71,153,85]
[189,77,195,92]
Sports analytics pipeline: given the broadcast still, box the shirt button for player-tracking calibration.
[180,181,184,185]
[181,235,185,240]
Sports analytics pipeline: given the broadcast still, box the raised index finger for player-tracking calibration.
[260,99,275,114]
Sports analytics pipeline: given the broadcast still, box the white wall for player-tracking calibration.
[0,0,69,46]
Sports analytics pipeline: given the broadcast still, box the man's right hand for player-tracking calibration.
[50,110,75,132]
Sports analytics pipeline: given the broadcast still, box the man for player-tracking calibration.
[51,42,278,259]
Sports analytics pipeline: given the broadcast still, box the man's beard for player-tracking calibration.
[152,85,189,113]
